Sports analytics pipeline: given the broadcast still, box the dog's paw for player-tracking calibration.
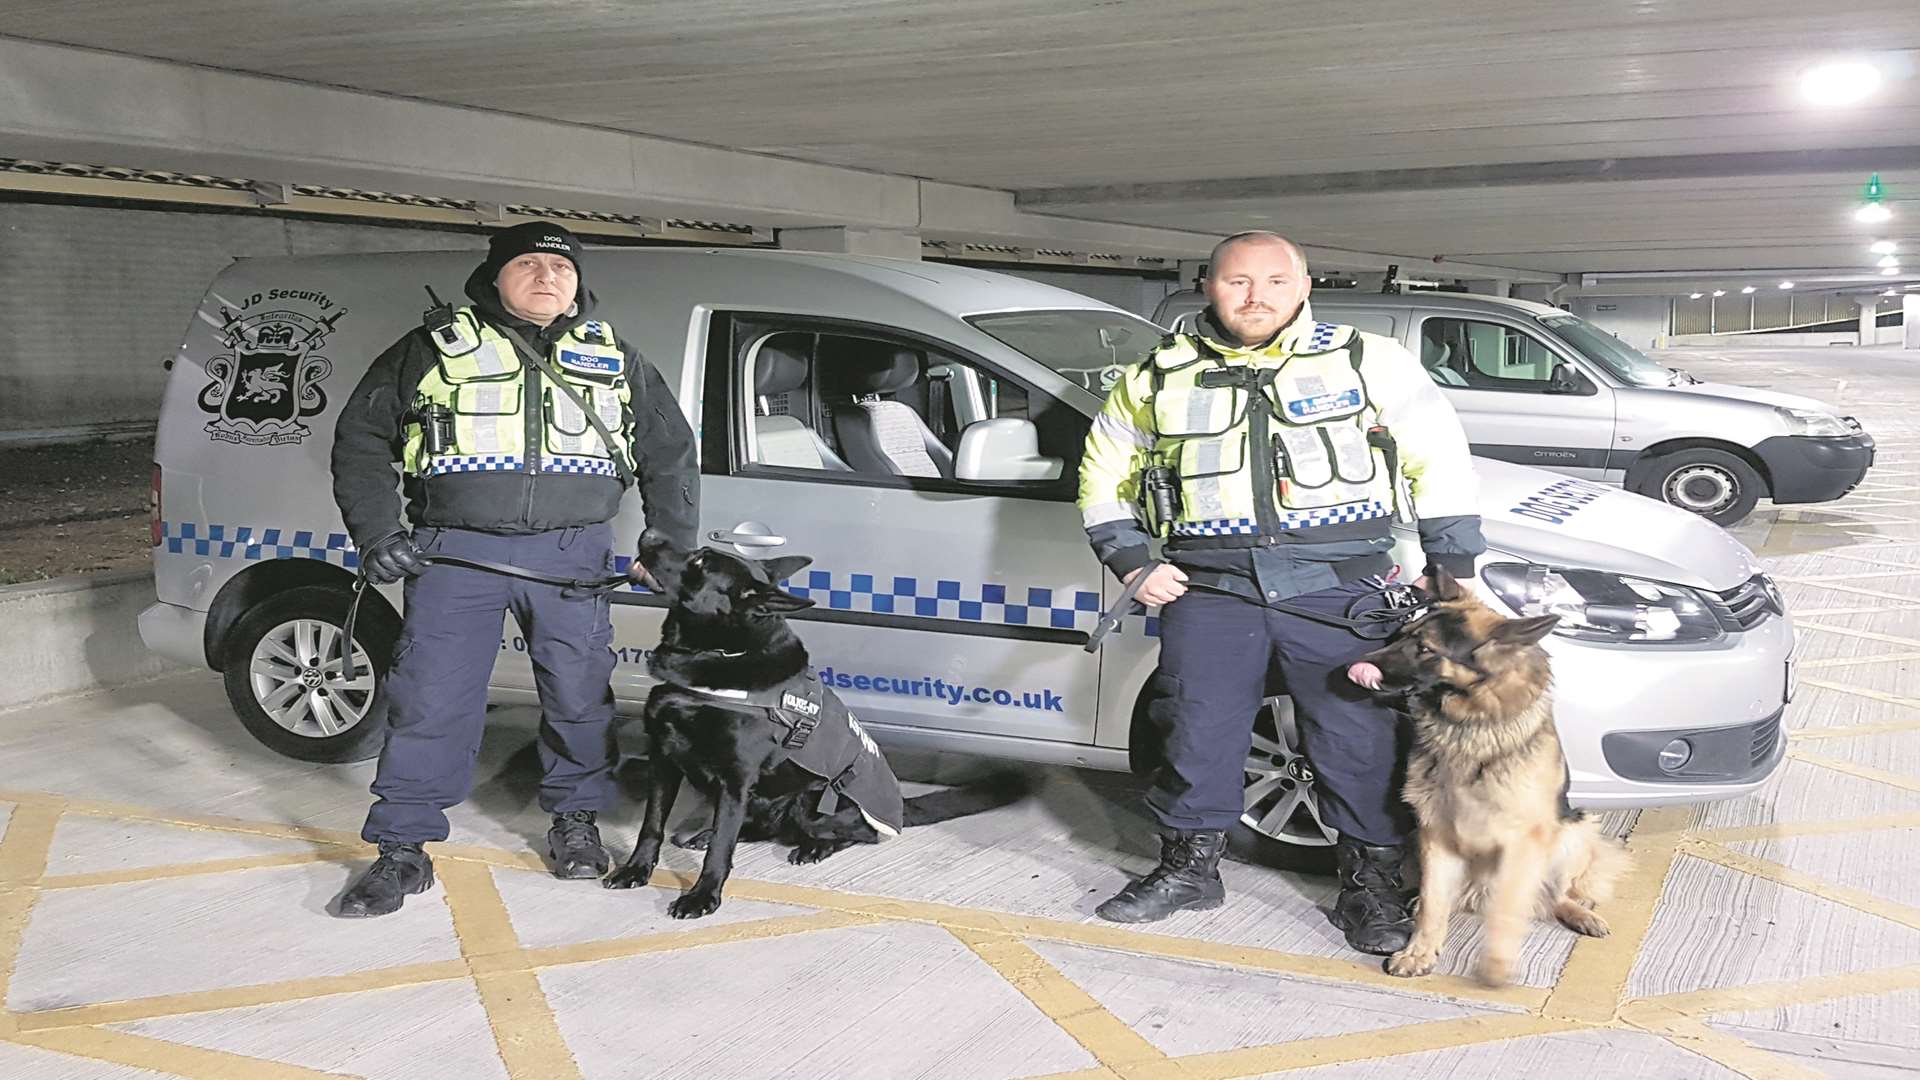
[1386,946,1438,979]
[668,890,722,919]
[788,841,843,865]
[671,828,712,851]
[1474,957,1513,988]
[1555,902,1611,938]
[602,863,657,890]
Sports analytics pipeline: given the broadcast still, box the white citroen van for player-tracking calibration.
[1153,290,1875,527]
[140,250,1794,859]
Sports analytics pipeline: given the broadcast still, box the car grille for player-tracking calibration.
[1749,712,1782,767]
[1709,574,1781,632]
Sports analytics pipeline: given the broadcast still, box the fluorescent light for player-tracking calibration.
[1885,288,1899,296]
[1688,292,1703,299]
[1879,254,1900,268]
[1883,266,1901,275]
[1857,203,1894,224]
[1741,285,1757,294]
[1871,240,1898,255]
[1712,290,1727,297]
[1802,59,1882,105]
[1778,281,1795,289]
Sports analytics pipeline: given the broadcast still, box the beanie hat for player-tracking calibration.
[483,221,584,277]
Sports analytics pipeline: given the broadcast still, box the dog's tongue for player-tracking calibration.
[1346,661,1383,691]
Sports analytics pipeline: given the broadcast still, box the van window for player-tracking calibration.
[711,314,1088,500]
[1313,310,1398,338]
[966,310,1162,396]
[1418,317,1589,394]
[1539,315,1675,388]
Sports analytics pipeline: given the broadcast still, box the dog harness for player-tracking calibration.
[671,668,905,836]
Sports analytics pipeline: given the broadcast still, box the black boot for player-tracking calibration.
[1095,829,1228,923]
[548,810,610,879]
[336,842,434,918]
[1327,839,1415,955]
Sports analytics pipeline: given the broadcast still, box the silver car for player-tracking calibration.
[1154,289,1875,528]
[139,250,1793,861]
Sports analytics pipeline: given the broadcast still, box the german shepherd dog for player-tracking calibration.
[603,529,1026,918]
[1347,568,1628,987]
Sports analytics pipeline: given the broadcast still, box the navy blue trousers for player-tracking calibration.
[1143,581,1412,846]
[363,524,618,844]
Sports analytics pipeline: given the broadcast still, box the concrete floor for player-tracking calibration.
[0,345,1917,1079]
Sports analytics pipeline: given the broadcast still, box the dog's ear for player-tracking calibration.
[1427,566,1466,602]
[751,586,815,615]
[758,554,813,586]
[1490,614,1559,646]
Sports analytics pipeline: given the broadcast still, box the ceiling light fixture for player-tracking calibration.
[1712,290,1727,297]
[1857,173,1894,223]
[1801,58,1883,106]
[1688,292,1703,299]
[1883,266,1901,276]
[1859,203,1894,224]
[1879,254,1901,268]
[1871,240,1898,255]
[1741,285,1757,294]
[1778,281,1795,289]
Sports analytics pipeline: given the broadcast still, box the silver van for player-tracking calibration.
[1153,290,1875,527]
[140,250,1793,859]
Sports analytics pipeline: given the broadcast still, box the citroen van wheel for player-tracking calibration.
[1632,448,1762,527]
[1229,698,1338,874]
[221,585,396,763]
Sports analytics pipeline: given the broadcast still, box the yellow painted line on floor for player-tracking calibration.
[712,876,1545,1010]
[1779,579,1920,604]
[1683,839,1920,932]
[1127,1013,1578,1080]
[522,909,877,972]
[1795,621,1920,650]
[0,802,62,1013]
[1797,650,1920,670]
[1792,750,1920,794]
[41,850,355,890]
[9,1026,354,1080]
[1539,805,1692,1024]
[1795,678,1920,712]
[1625,1005,1824,1080]
[1793,717,1920,741]
[1776,569,1920,583]
[437,859,582,1080]
[10,961,473,1032]
[1694,811,1920,844]
[0,789,365,851]
[1626,962,1920,1019]
[1789,605,1920,618]
[951,926,1172,1076]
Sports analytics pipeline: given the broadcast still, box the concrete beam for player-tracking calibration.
[779,226,922,260]
[1015,147,1920,207]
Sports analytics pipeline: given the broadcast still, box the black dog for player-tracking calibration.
[604,529,1027,918]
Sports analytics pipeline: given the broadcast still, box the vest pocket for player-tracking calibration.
[1324,422,1379,484]
[545,383,625,458]
[1171,431,1246,481]
[1153,383,1244,438]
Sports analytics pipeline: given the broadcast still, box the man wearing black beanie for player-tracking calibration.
[329,221,698,916]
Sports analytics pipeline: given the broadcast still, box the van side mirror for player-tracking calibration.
[955,418,1063,482]
[1548,363,1595,395]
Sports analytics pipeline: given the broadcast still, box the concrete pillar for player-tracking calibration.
[1859,299,1877,346]
[1512,283,1557,304]
[1176,259,1208,290]
[1465,278,1512,298]
[1906,293,1920,349]
[777,226,923,260]
[1350,272,1389,293]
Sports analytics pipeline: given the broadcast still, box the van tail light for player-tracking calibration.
[150,464,163,547]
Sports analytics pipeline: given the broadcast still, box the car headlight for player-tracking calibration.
[1481,563,1724,644]
[1776,407,1854,437]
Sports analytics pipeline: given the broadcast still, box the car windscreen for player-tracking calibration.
[1538,314,1674,388]
[965,309,1164,397]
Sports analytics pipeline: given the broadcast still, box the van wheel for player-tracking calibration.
[220,585,397,763]
[1231,698,1338,874]
[1632,449,1762,527]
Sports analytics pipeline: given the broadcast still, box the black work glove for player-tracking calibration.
[362,532,428,586]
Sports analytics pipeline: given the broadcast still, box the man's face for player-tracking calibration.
[495,253,578,326]
[1203,240,1309,347]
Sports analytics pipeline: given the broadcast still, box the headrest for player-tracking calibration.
[754,335,811,397]
[842,348,921,395]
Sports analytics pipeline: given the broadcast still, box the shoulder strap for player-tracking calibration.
[494,323,638,487]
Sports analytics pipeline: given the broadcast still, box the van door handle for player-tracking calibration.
[709,527,787,548]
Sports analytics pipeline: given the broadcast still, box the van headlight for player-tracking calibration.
[1481,563,1724,644]
[1776,407,1853,437]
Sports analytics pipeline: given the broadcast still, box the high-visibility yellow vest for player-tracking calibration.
[1145,324,1392,536]
[404,307,633,480]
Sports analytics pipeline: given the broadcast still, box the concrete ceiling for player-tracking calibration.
[4,0,1919,284]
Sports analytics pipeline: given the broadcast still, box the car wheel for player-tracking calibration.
[1633,448,1762,527]
[220,584,397,763]
[1230,697,1339,874]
